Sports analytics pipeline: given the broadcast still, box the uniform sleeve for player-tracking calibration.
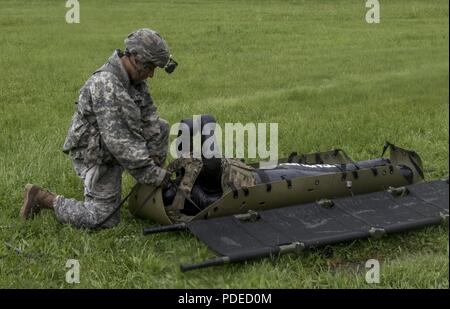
[138,82,162,142]
[90,72,166,185]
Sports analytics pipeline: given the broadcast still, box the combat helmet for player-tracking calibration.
[125,28,177,73]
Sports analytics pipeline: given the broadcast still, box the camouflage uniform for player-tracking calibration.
[55,49,169,228]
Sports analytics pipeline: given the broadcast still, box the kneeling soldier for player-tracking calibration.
[21,28,177,228]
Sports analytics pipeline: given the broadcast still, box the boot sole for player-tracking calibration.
[20,184,39,219]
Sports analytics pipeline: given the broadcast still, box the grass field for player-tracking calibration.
[0,0,448,288]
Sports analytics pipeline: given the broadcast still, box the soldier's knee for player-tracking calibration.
[81,209,120,229]
[95,215,120,229]
[81,197,121,229]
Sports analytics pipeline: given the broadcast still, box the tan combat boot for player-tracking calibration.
[20,184,56,219]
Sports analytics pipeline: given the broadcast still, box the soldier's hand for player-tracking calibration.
[152,156,162,167]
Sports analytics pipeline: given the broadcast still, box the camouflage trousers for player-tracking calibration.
[54,119,169,229]
[54,159,123,228]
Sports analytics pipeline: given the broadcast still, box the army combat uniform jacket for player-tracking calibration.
[63,49,167,184]
[54,50,169,228]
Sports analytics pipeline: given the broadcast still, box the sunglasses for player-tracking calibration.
[142,61,157,70]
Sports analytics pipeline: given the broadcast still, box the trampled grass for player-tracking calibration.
[0,0,448,288]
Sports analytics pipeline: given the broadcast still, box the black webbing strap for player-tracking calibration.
[280,175,293,189]
[409,153,425,179]
[389,165,394,175]
[336,162,348,181]
[338,165,358,180]
[315,153,324,164]
[381,141,394,157]
[242,186,250,196]
[227,181,239,199]
[299,154,307,164]
[288,152,298,163]
[371,167,378,176]
[255,169,272,192]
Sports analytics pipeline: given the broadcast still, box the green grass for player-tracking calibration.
[0,0,448,288]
